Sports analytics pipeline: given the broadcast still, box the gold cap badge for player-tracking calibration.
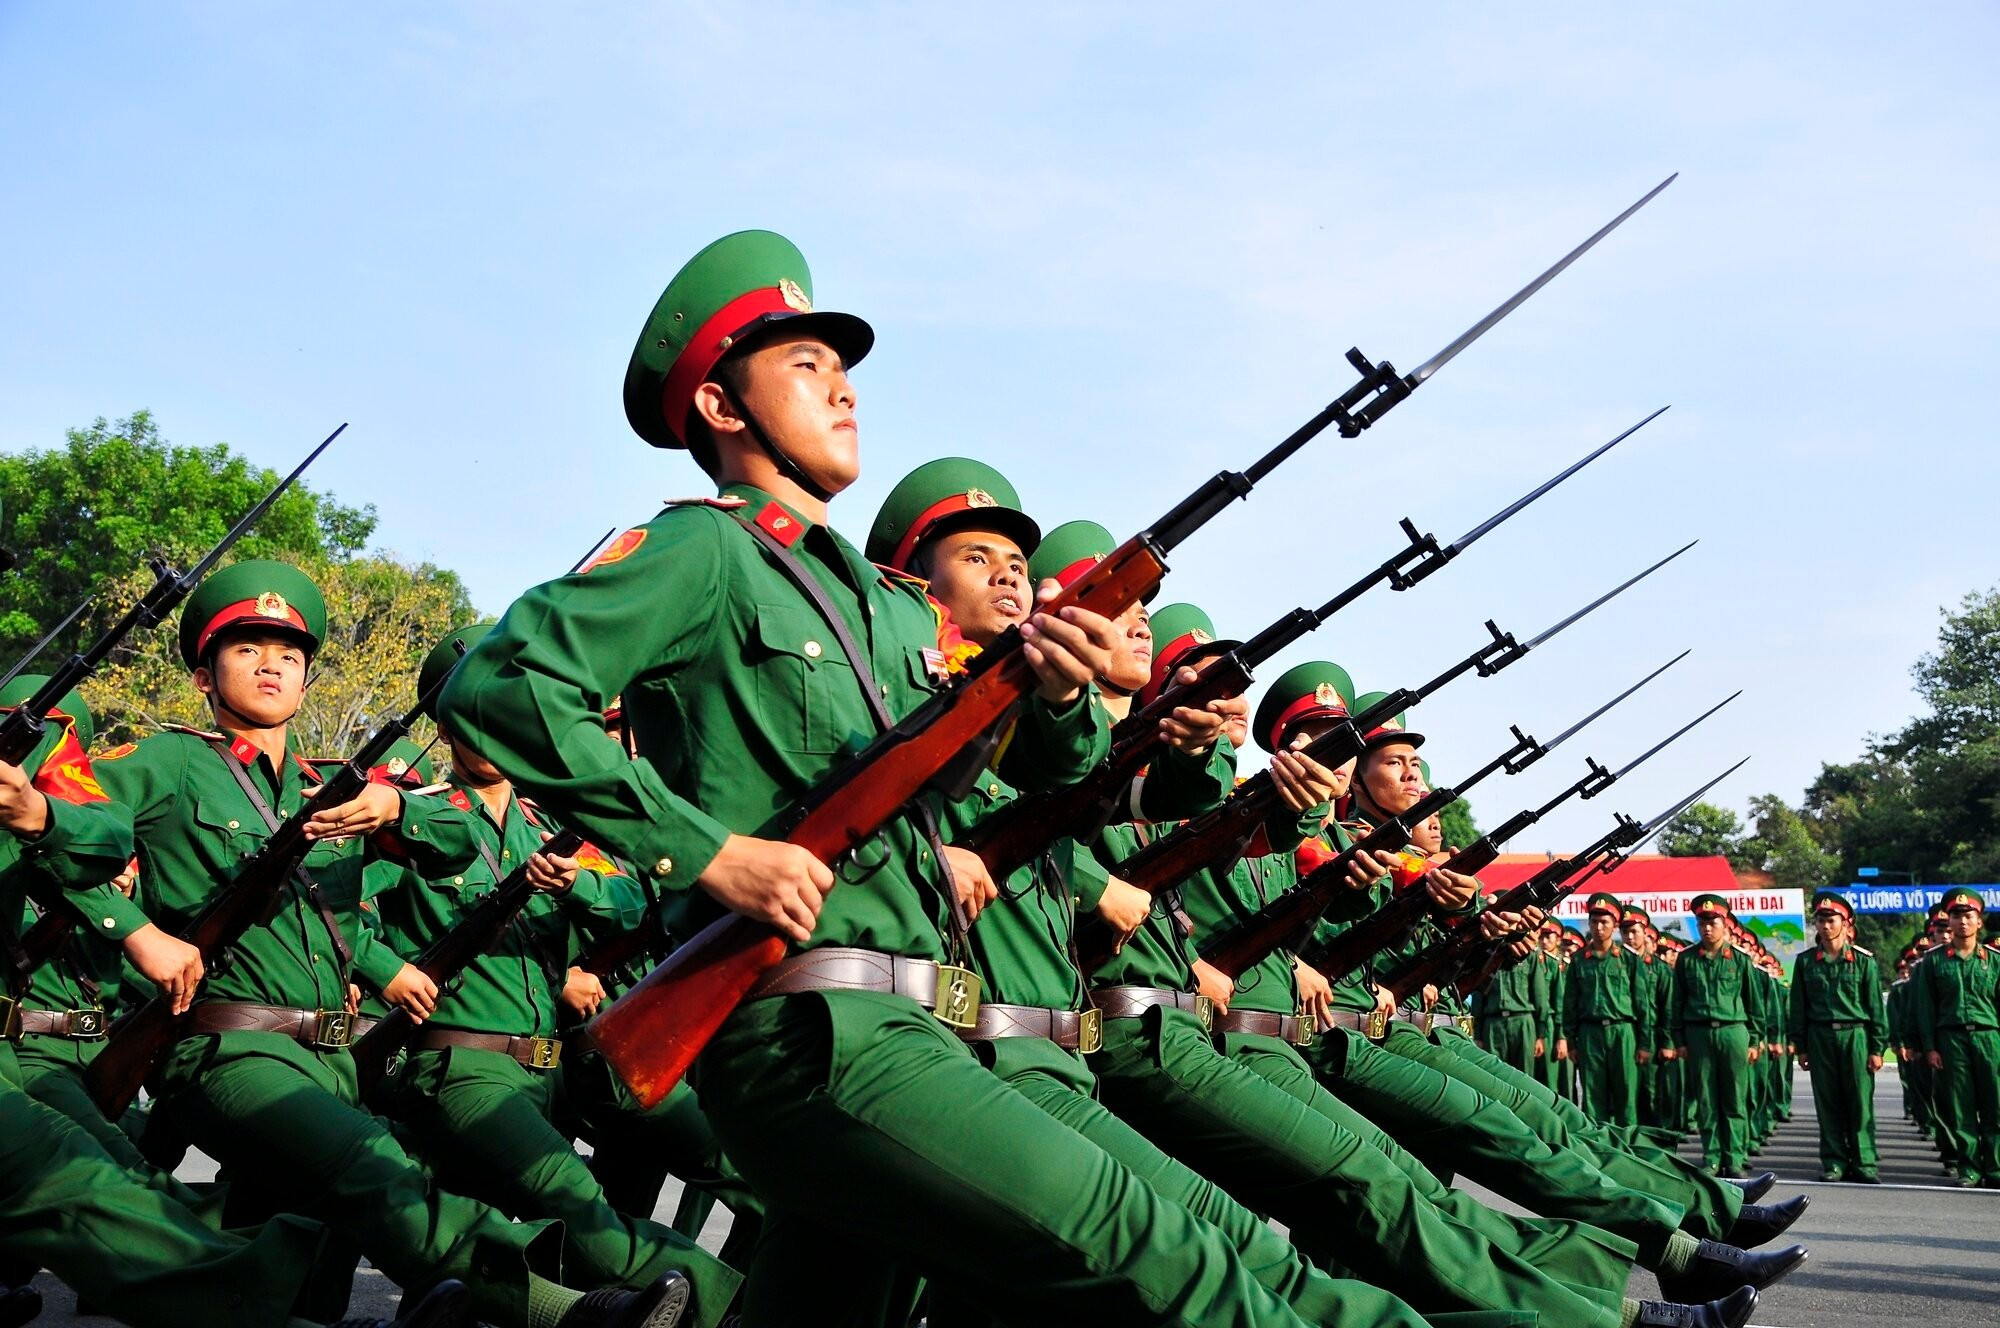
[1314,682,1339,706]
[779,277,812,313]
[254,591,291,619]
[386,757,409,778]
[1191,627,1213,645]
[965,488,997,509]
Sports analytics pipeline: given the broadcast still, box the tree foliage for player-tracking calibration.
[0,412,375,660]
[1659,801,1750,865]
[1438,797,1479,851]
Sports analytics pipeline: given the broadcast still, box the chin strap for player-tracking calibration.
[727,390,836,505]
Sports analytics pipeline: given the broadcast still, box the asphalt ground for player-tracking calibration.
[23,1066,1999,1326]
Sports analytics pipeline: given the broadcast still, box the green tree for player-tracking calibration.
[0,412,374,660]
[1740,793,1838,892]
[1659,800,1751,865]
[1438,797,1479,851]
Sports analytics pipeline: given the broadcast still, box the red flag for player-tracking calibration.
[33,718,110,806]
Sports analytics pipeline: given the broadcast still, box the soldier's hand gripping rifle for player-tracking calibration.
[1201,652,1684,982]
[587,176,1680,1109]
[1075,539,1692,972]
[86,667,450,1116]
[959,408,1666,883]
[1367,697,1744,1003]
[1441,757,1750,1001]
[348,827,586,1096]
[2,427,345,975]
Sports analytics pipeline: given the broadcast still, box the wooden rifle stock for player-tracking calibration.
[349,828,585,1095]
[584,538,1168,1109]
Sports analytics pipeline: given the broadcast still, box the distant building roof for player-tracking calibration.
[1478,853,1743,895]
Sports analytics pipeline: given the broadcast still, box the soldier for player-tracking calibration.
[441,231,1451,1328]
[1621,906,1672,1129]
[1911,886,2000,1187]
[365,623,742,1324]
[0,646,468,1328]
[1656,934,1690,1132]
[1474,905,1547,1074]
[1671,894,1761,1178]
[1788,890,1887,1182]
[1533,920,1567,1091]
[1562,892,1642,1126]
[93,560,685,1328]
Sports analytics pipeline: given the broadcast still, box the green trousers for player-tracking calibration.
[561,1045,764,1271]
[391,1044,741,1325]
[1399,1026,1743,1240]
[1657,1055,1687,1133]
[1683,1024,1751,1174]
[0,1048,322,1328]
[1936,1027,2000,1184]
[1802,1025,1877,1177]
[1082,1005,1631,1327]
[159,1030,568,1328]
[1479,1012,1537,1075]
[1572,1021,1638,1126]
[697,989,1367,1328]
[1312,1027,1685,1266]
[12,1034,178,1187]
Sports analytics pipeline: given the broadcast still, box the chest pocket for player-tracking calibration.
[749,604,867,756]
[192,796,262,862]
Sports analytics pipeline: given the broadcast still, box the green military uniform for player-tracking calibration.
[1670,896,1759,1176]
[1657,944,1690,1132]
[1563,894,1642,1126]
[1474,942,1546,1074]
[1746,960,1782,1148]
[1787,890,1887,1181]
[445,237,1414,1328]
[0,693,326,1327]
[1620,908,1672,1129]
[1533,931,1566,1090]
[95,561,602,1328]
[368,626,741,1323]
[1911,888,2000,1186]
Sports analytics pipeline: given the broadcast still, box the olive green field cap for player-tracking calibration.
[1349,689,1425,750]
[866,458,1040,571]
[418,622,497,719]
[179,560,326,669]
[1253,660,1354,754]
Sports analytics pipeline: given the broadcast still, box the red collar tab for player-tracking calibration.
[755,501,806,548]
[228,737,259,766]
[448,788,473,812]
[660,285,800,445]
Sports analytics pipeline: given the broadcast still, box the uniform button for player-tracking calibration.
[986,783,1000,796]
[227,819,240,830]
[804,641,823,658]
[502,850,511,860]
[880,684,890,696]
[102,916,117,929]
[653,857,673,878]
[453,876,465,886]
[920,850,931,863]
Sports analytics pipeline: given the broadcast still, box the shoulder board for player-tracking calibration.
[664,495,751,510]
[1853,945,1873,957]
[162,724,226,742]
[1985,942,2000,955]
[875,562,929,588]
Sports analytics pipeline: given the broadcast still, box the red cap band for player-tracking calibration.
[1268,693,1350,751]
[1051,555,1102,589]
[890,492,984,572]
[660,286,798,445]
[196,599,310,659]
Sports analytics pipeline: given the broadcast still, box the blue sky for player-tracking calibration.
[4,3,1995,855]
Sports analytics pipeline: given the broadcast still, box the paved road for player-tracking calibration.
[25,1067,1998,1325]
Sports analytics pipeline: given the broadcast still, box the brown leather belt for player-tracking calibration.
[186,1001,356,1050]
[411,1026,564,1070]
[958,1002,1102,1053]
[16,1007,108,1040]
[744,947,984,1030]
[1214,1008,1312,1047]
[1093,986,1215,1032]
[1323,1007,1392,1039]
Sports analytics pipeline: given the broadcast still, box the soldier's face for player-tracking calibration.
[1358,744,1423,815]
[1622,922,1649,954]
[1589,913,1615,943]
[1101,601,1153,693]
[196,631,309,728]
[722,336,860,495]
[924,529,1030,646]
[1699,915,1727,947]
[1948,906,1983,943]
[1815,911,1850,947]
[1409,809,1443,853]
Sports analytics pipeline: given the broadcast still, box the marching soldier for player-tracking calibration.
[1788,890,1887,1182]
[1671,894,1760,1178]
[1911,886,2000,1187]
[93,560,686,1328]
[1562,892,1642,1126]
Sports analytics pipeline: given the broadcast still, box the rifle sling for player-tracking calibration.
[730,513,975,946]
[207,740,353,967]
[470,833,567,980]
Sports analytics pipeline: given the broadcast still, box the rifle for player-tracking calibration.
[1295,664,1724,988]
[348,828,586,1095]
[1417,758,1750,1003]
[959,408,1666,883]
[1367,695,1744,1002]
[1200,654,1683,981]
[1076,540,1691,972]
[586,176,1679,1108]
[3,427,345,976]
[86,667,450,1116]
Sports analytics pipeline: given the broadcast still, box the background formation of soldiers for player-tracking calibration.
[0,221,1990,1328]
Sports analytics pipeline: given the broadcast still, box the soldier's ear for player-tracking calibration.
[192,664,217,697]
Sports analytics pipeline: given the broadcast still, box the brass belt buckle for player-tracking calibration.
[1192,995,1215,1033]
[68,1008,106,1040]
[1293,1009,1314,1049]
[1077,1008,1103,1055]
[525,1036,561,1069]
[1365,1007,1389,1041]
[1456,1014,1476,1038]
[0,994,19,1040]
[932,965,983,1031]
[313,1009,353,1049]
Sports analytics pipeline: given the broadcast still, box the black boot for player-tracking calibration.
[1726,1171,1776,1202]
[557,1275,692,1328]
[1658,1241,1808,1303]
[327,1279,471,1328]
[1727,1193,1809,1248]
[1631,1286,1758,1328]
[0,1284,42,1328]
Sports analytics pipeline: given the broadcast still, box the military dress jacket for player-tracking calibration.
[1668,944,1759,1044]
[1911,944,2000,1052]
[1787,944,1887,1054]
[1,727,135,989]
[1563,942,1640,1038]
